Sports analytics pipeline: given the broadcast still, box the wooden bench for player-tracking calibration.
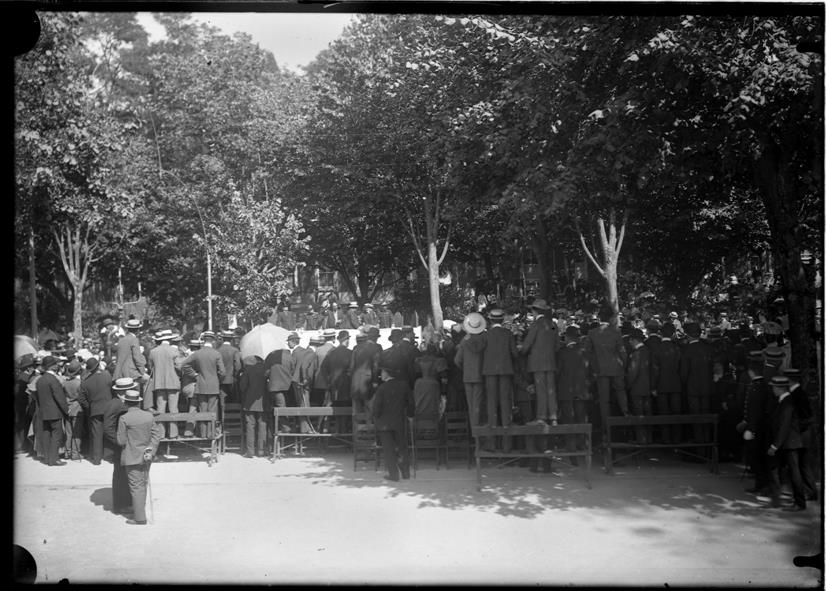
[271,406,354,461]
[153,411,220,466]
[602,414,719,475]
[471,424,593,491]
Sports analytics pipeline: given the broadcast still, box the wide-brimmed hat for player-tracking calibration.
[120,389,142,403]
[769,376,790,388]
[388,329,403,342]
[669,311,678,319]
[462,312,487,335]
[200,330,216,340]
[309,336,324,346]
[220,330,236,339]
[783,368,801,379]
[487,308,505,322]
[41,355,60,370]
[65,359,83,376]
[113,377,136,391]
[322,328,337,339]
[348,302,358,308]
[286,332,300,342]
[364,303,374,309]
[124,318,142,330]
[530,298,550,311]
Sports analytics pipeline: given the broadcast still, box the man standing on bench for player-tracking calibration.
[181,331,226,438]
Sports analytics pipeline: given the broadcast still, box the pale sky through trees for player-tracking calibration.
[135,12,355,74]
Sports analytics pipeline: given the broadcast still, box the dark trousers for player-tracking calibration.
[194,394,219,437]
[464,382,484,428]
[125,463,150,522]
[379,428,409,480]
[484,375,512,452]
[111,449,131,511]
[769,449,806,508]
[244,411,267,455]
[596,375,628,424]
[746,436,771,491]
[629,395,652,443]
[800,430,818,499]
[270,391,288,434]
[559,399,589,450]
[654,391,681,443]
[687,396,711,443]
[293,384,313,433]
[220,383,234,421]
[88,414,104,464]
[533,370,558,421]
[42,419,63,465]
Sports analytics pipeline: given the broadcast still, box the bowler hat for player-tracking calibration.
[120,389,143,403]
[646,319,662,331]
[65,359,83,376]
[684,322,701,338]
[565,325,580,338]
[388,329,403,342]
[356,334,367,342]
[707,326,723,339]
[86,357,100,372]
[113,377,136,391]
[629,328,645,342]
[530,298,550,311]
[338,330,350,341]
[17,353,35,369]
[41,355,60,370]
[747,350,764,362]
[367,327,380,339]
[462,312,486,335]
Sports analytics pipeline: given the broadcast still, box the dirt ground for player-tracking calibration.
[13,444,823,586]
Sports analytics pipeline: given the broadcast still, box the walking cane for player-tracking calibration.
[146,464,154,524]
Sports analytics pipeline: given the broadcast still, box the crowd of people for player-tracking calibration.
[14,294,820,519]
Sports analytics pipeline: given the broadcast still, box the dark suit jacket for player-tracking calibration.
[78,370,113,417]
[103,395,127,458]
[770,394,803,450]
[350,341,382,400]
[344,310,361,329]
[481,326,518,376]
[372,377,415,431]
[297,348,319,390]
[520,315,559,373]
[744,377,771,433]
[181,345,226,395]
[653,338,682,393]
[454,333,486,383]
[556,342,590,401]
[265,349,294,392]
[322,344,352,400]
[626,344,652,397]
[36,372,68,421]
[313,342,336,390]
[113,332,146,380]
[644,334,662,386]
[680,340,713,397]
[117,406,163,466]
[218,343,242,385]
[585,323,626,377]
[240,360,269,412]
[789,384,813,432]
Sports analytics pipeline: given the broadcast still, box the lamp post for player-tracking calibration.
[161,170,213,331]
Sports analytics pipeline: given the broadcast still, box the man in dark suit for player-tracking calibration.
[584,305,628,443]
[556,325,590,453]
[217,330,242,421]
[35,355,69,466]
[766,376,807,511]
[521,299,561,427]
[482,309,518,452]
[265,348,294,436]
[378,304,393,329]
[113,318,148,382]
[344,302,361,329]
[117,389,163,525]
[626,329,652,444]
[181,331,226,438]
[104,377,134,515]
[302,305,319,331]
[372,364,415,481]
[740,352,773,495]
[148,330,182,439]
[679,322,714,443]
[78,357,113,465]
[784,368,818,501]
[454,313,487,428]
[652,322,683,443]
[350,328,382,416]
[321,330,353,433]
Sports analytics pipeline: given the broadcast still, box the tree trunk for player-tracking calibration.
[427,239,443,333]
[29,227,38,338]
[578,208,628,318]
[72,280,84,347]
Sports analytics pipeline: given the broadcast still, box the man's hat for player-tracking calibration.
[189,339,203,347]
[761,322,783,336]
[783,368,801,379]
[720,312,727,317]
[322,328,337,339]
[338,330,350,341]
[154,329,174,342]
[388,329,403,342]
[747,350,764,362]
[364,303,374,309]
[629,328,645,341]
[462,312,486,335]
[487,308,505,322]
[101,315,118,327]
[76,348,94,362]
[355,333,367,343]
[120,389,142,403]
[200,330,216,340]
[646,319,662,331]
[309,335,324,346]
[764,346,785,360]
[17,353,36,369]
[530,298,550,311]
[349,302,358,308]
[707,326,723,339]
[565,325,580,338]
[65,359,83,377]
[287,332,300,342]
[684,322,701,338]
[220,330,236,339]
[113,377,137,391]
[124,318,142,330]
[669,311,678,319]
[401,325,414,335]
[769,376,790,388]
[367,327,380,340]
[86,357,100,372]
[41,355,60,370]
[243,355,260,366]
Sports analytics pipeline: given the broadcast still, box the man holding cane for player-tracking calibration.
[117,389,163,525]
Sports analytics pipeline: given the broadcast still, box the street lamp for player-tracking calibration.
[161,170,213,331]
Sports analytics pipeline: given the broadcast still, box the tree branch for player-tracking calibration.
[437,223,452,266]
[53,226,77,285]
[615,209,630,257]
[576,220,605,278]
[403,209,428,272]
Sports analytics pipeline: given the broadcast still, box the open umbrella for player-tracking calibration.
[37,329,59,347]
[239,323,290,360]
[14,335,37,361]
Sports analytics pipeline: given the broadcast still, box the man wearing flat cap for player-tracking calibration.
[35,355,69,466]
[78,357,112,465]
[521,299,560,427]
[117,389,163,524]
[766,376,806,511]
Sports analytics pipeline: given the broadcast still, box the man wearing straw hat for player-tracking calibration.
[454,312,487,429]
[104,377,135,514]
[217,329,243,422]
[148,329,182,440]
[181,331,226,438]
[117,389,163,525]
[113,318,148,383]
[35,355,69,466]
